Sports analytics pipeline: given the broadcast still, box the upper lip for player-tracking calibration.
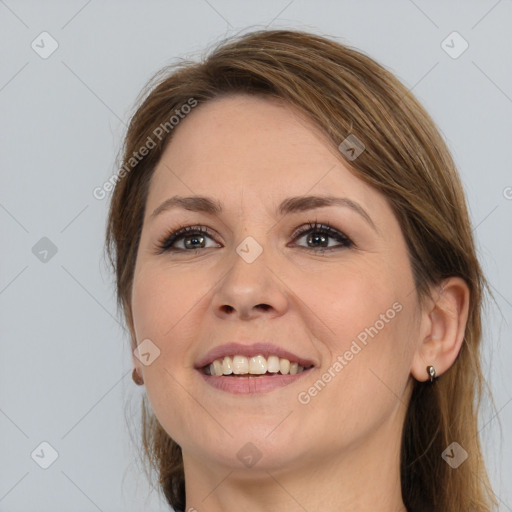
[195,342,316,369]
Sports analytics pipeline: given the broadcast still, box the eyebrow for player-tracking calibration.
[150,195,378,232]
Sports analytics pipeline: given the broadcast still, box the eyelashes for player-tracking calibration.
[154,221,354,255]
[290,221,354,251]
[156,225,219,253]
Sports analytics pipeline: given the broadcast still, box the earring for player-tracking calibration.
[426,365,437,383]
[132,368,144,386]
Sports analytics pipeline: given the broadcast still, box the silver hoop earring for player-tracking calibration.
[426,365,437,383]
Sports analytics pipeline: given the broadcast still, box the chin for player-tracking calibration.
[186,422,313,472]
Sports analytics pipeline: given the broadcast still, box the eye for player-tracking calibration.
[290,221,354,252]
[155,225,220,253]
[155,221,354,255]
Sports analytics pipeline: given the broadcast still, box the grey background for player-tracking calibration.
[1,1,511,511]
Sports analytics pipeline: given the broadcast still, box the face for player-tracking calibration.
[131,94,421,474]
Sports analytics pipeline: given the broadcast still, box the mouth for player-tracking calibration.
[202,354,314,377]
[195,343,316,394]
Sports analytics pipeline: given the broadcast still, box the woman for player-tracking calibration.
[106,29,497,511]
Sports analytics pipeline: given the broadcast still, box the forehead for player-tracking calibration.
[146,94,385,217]
[162,94,334,169]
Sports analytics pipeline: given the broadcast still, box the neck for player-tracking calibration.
[182,416,407,512]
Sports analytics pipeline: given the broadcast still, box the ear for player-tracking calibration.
[411,277,470,382]
[124,297,142,371]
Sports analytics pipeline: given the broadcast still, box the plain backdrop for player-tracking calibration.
[1,1,511,511]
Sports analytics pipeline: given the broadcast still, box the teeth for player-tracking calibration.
[222,356,233,375]
[204,355,308,376]
[249,355,267,374]
[232,355,249,375]
[267,355,280,373]
[209,359,223,377]
[279,358,290,375]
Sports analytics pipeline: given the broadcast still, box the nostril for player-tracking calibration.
[218,303,271,316]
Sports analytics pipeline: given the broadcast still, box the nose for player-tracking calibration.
[211,247,289,321]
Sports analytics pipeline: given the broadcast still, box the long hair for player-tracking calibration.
[106,29,497,511]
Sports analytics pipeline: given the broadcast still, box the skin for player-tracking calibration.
[130,94,470,512]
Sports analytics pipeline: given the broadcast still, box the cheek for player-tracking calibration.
[301,259,403,347]
[131,262,208,345]
[301,297,416,435]
[298,259,415,396]
[130,263,212,445]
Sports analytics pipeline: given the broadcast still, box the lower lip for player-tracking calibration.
[198,369,313,394]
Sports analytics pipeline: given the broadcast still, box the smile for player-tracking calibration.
[203,354,314,376]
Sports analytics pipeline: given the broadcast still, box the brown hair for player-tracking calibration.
[106,29,497,511]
